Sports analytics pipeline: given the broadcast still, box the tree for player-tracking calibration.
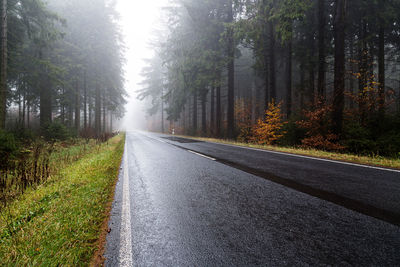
[317,0,326,97]
[332,0,346,135]
[0,0,126,135]
[0,0,7,129]
[226,0,235,138]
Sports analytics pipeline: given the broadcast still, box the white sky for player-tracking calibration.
[116,0,166,130]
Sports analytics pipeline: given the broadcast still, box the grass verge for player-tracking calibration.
[0,134,124,265]
[180,135,400,170]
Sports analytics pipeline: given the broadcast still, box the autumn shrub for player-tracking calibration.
[235,99,253,142]
[251,101,286,145]
[297,98,344,151]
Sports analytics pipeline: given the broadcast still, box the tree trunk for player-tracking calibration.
[358,18,367,124]
[317,0,326,97]
[40,77,52,128]
[398,64,400,113]
[269,20,276,102]
[210,86,215,133]
[332,0,346,135]
[300,63,305,109]
[89,96,92,128]
[309,33,316,103]
[18,89,21,123]
[0,0,7,129]
[286,38,292,118]
[227,0,235,138]
[201,90,207,135]
[254,81,260,121]
[264,52,269,111]
[74,79,80,131]
[102,96,106,133]
[262,0,269,111]
[83,70,87,130]
[183,105,186,133]
[27,99,30,128]
[22,89,26,127]
[349,36,355,109]
[110,112,113,132]
[68,90,73,128]
[161,88,164,133]
[188,102,191,134]
[192,91,197,133]
[61,86,65,125]
[378,25,385,119]
[216,84,221,137]
[95,84,101,136]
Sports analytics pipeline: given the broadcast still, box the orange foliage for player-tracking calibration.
[251,101,286,145]
[297,98,344,151]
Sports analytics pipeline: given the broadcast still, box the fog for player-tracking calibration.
[117,0,165,131]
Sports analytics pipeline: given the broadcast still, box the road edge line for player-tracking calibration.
[119,141,133,266]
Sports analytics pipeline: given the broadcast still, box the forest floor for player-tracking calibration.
[0,134,124,265]
[179,135,400,170]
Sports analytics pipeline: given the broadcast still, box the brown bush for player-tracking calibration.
[297,98,344,151]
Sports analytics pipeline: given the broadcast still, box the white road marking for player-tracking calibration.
[187,150,216,161]
[119,142,133,267]
[209,142,400,174]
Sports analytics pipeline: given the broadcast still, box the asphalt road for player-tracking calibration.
[105,131,400,266]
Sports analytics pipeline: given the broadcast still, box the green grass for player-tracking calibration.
[1,138,101,206]
[180,136,400,170]
[0,134,124,266]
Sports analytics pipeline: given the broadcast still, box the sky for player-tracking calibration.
[116,0,166,130]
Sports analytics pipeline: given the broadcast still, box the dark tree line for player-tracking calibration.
[140,0,400,156]
[0,0,126,137]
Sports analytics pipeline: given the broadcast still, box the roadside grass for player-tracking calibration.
[179,135,400,170]
[0,134,124,265]
[1,138,101,207]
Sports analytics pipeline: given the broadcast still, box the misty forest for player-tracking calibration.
[1,0,400,265]
[140,0,400,157]
[0,0,125,137]
[0,0,125,210]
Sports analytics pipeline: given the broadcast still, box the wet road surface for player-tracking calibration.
[105,131,400,266]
